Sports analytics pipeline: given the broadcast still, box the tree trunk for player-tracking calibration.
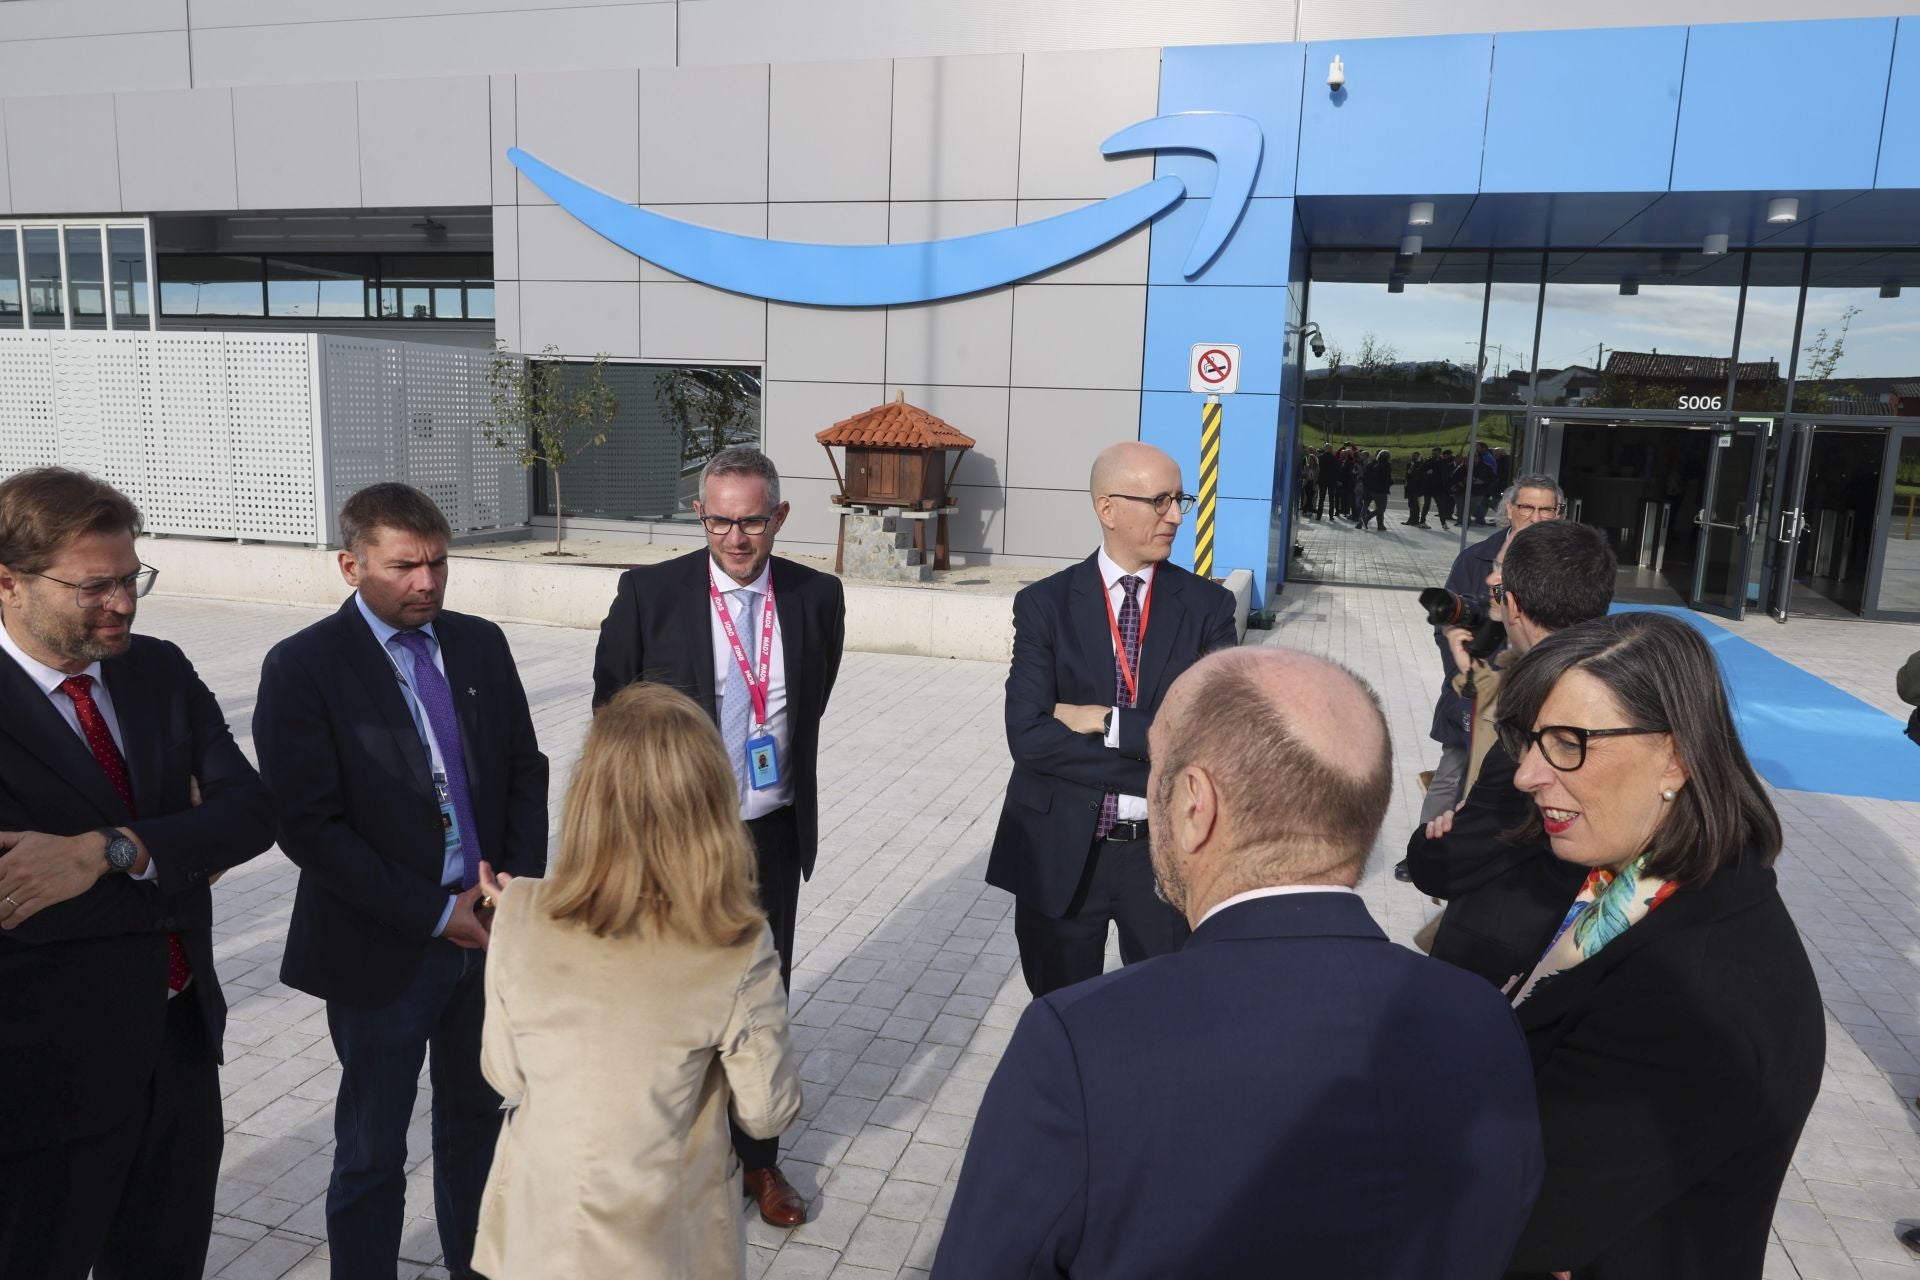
[552,467,565,555]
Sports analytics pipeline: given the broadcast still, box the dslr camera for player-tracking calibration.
[1417,588,1506,662]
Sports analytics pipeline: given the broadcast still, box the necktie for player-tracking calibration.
[390,631,482,890]
[1096,575,1144,839]
[60,675,190,993]
[719,589,758,804]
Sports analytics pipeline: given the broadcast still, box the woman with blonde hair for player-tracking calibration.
[471,682,801,1280]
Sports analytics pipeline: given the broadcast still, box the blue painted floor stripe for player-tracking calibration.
[1616,605,1920,803]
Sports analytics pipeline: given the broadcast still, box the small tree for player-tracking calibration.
[481,343,618,558]
[653,367,763,469]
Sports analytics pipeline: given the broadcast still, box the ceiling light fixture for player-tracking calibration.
[1766,197,1800,225]
[1407,201,1435,227]
[1399,234,1423,256]
[1702,232,1729,256]
[1619,278,1640,296]
[1883,280,1903,299]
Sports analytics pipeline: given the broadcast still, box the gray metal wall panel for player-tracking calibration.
[490,74,517,206]
[1009,284,1147,391]
[115,88,238,212]
[1007,387,1139,491]
[768,59,893,203]
[639,281,765,361]
[233,82,362,208]
[1017,48,1160,200]
[493,205,519,280]
[0,31,190,100]
[761,379,884,483]
[5,92,121,214]
[1002,485,1102,559]
[518,280,641,358]
[0,101,10,214]
[639,64,771,204]
[0,1,187,42]
[191,0,654,25]
[188,5,676,89]
[637,204,765,282]
[890,54,1024,201]
[358,76,492,207]
[1014,200,1151,285]
[513,69,640,206]
[884,291,1015,387]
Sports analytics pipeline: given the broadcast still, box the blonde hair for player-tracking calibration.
[545,683,764,945]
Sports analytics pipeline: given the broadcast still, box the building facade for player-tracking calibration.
[2,0,1918,621]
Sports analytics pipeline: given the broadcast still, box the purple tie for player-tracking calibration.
[392,630,481,890]
[1096,575,1144,839]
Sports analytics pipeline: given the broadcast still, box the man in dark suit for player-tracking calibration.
[1407,519,1614,991]
[936,647,1543,1279]
[253,483,548,1280]
[989,441,1236,997]
[0,467,277,1280]
[591,445,844,1227]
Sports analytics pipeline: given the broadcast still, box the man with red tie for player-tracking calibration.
[0,467,277,1279]
[987,442,1239,996]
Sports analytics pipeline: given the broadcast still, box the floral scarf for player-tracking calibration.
[1510,851,1678,1007]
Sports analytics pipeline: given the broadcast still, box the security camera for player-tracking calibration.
[1311,334,1327,360]
[1327,56,1345,92]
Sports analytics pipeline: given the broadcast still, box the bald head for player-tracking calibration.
[1090,441,1174,498]
[1148,647,1393,914]
[1091,442,1184,571]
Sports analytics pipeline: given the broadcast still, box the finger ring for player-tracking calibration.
[480,895,494,912]
[3,895,17,907]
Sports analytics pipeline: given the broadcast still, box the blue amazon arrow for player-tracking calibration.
[507,111,1262,307]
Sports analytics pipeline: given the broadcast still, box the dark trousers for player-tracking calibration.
[0,986,221,1280]
[734,804,802,1171]
[1014,833,1191,997]
[326,939,499,1280]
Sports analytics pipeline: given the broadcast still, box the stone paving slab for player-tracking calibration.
[116,582,1920,1278]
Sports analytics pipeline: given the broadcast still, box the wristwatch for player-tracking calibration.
[1102,709,1115,736]
[97,828,138,874]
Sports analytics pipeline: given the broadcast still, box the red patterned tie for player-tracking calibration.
[61,675,190,993]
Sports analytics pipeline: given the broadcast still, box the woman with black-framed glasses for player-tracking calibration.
[1493,611,1823,1280]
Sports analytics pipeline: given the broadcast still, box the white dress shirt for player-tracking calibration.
[1197,884,1359,928]
[709,559,793,819]
[0,610,157,881]
[1095,547,1156,821]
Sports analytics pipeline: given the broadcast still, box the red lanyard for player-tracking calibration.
[709,568,776,727]
[1103,575,1153,707]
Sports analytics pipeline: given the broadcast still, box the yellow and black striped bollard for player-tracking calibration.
[1195,394,1222,579]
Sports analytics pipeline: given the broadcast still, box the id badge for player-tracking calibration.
[745,733,780,790]
[435,772,462,857]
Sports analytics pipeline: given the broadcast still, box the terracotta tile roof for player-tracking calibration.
[1602,351,1779,382]
[817,400,976,449]
[1891,381,1920,399]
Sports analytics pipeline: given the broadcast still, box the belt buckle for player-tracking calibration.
[1108,818,1147,842]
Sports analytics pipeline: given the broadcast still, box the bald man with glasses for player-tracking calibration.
[987,442,1238,997]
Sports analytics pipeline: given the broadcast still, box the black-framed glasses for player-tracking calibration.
[1498,720,1670,772]
[1490,582,1508,604]
[1510,500,1563,518]
[1107,491,1197,516]
[699,514,773,537]
[31,564,158,610]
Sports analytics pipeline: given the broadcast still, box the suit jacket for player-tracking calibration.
[1505,862,1824,1280]
[1407,742,1587,990]
[590,551,845,877]
[0,635,276,1153]
[932,893,1544,1279]
[1431,527,1507,749]
[987,554,1236,916]
[253,598,549,1009]
[472,878,800,1280]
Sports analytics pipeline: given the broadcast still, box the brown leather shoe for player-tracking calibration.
[743,1165,807,1227]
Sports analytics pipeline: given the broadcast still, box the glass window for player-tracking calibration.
[159,255,264,317]
[25,227,63,327]
[433,286,464,319]
[1304,250,1490,404]
[109,227,150,327]
[1795,251,1920,417]
[0,229,20,330]
[1481,252,1543,408]
[1733,253,1804,411]
[530,363,762,522]
[63,227,107,330]
[401,286,433,320]
[266,255,371,318]
[1535,250,1743,409]
[465,286,495,320]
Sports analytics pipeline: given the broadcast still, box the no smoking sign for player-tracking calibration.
[1189,343,1240,394]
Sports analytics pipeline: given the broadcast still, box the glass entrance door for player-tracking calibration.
[1767,422,1814,621]
[1866,428,1920,620]
[1689,421,1768,618]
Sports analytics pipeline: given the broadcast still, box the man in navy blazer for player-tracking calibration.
[254,484,548,1280]
[937,648,1543,1279]
[988,441,1237,996]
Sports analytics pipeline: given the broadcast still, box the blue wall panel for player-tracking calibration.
[1140,391,1279,504]
[1482,27,1685,194]
[1672,19,1896,191]
[1157,42,1305,199]
[1142,285,1287,395]
[1148,196,1293,286]
[1879,17,1920,188]
[1296,33,1493,197]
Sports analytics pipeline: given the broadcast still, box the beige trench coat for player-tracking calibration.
[472,878,801,1280]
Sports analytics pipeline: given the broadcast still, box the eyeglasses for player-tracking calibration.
[1498,720,1670,772]
[30,564,159,610]
[699,514,773,536]
[1510,501,1563,518]
[1107,492,1197,516]
[1490,582,1508,604]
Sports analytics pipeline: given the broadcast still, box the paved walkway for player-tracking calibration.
[124,581,1920,1279]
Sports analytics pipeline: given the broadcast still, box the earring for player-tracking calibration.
[1661,789,1676,802]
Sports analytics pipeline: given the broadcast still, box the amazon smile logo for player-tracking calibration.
[507,111,1262,307]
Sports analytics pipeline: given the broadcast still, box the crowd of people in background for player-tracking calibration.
[1299,438,1515,532]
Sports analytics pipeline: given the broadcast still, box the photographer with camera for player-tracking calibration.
[1404,519,1616,990]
